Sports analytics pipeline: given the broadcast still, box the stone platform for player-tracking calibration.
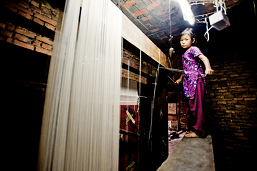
[158,135,215,171]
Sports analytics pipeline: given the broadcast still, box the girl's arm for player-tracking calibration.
[175,74,183,84]
[199,54,214,76]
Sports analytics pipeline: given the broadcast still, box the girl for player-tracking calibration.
[175,28,214,138]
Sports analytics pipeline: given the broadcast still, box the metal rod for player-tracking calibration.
[159,67,184,73]
[167,76,175,83]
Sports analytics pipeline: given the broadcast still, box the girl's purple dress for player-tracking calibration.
[182,46,206,136]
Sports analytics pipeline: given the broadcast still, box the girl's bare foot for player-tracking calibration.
[184,131,200,138]
[186,131,192,134]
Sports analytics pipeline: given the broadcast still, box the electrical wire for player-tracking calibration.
[204,17,213,42]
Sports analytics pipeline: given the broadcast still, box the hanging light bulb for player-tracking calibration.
[178,0,195,25]
[169,46,174,58]
[169,35,174,58]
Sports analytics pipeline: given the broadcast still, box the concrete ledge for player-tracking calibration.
[158,135,215,171]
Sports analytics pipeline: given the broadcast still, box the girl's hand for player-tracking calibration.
[199,54,214,76]
[175,78,182,84]
[205,68,214,76]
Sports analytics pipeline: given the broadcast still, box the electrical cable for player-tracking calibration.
[204,17,213,42]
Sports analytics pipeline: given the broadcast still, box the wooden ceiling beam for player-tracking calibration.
[122,13,169,68]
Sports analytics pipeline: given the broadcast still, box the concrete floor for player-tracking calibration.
[168,131,185,154]
[158,134,215,171]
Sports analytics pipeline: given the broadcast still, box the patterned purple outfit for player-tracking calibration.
[182,46,205,99]
[182,46,206,136]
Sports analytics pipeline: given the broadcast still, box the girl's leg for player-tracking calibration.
[193,76,205,136]
[185,76,205,137]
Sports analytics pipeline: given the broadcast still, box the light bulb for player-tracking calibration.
[178,0,195,25]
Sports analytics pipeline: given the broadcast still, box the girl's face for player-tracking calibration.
[180,34,195,49]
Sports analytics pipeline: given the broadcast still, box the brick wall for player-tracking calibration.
[0,0,60,56]
[1,1,61,170]
[205,53,257,170]
[122,47,157,84]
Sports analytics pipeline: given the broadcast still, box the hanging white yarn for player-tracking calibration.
[38,0,122,170]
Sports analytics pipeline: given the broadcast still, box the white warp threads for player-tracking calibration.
[38,0,122,170]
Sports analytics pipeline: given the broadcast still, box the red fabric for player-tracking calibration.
[120,105,139,142]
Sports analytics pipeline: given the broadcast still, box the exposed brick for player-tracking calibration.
[31,5,41,14]
[7,2,33,15]
[244,84,255,88]
[15,27,35,38]
[52,15,59,22]
[145,23,153,27]
[235,88,248,92]
[5,4,18,13]
[123,0,136,9]
[160,35,168,39]
[242,94,251,98]
[216,95,224,99]
[19,6,33,16]
[7,24,15,32]
[140,16,152,21]
[32,40,41,47]
[161,17,169,22]
[45,23,55,31]
[0,35,5,41]
[230,74,239,77]
[14,34,28,42]
[171,27,179,33]
[34,13,56,26]
[18,1,30,8]
[31,0,40,8]
[35,47,52,56]
[237,137,249,141]
[36,35,53,45]
[234,133,244,137]
[230,85,243,89]
[0,23,6,29]
[217,101,227,104]
[42,43,52,50]
[18,10,32,20]
[41,5,51,18]
[7,38,34,50]
[158,10,168,15]
[150,28,159,32]
[235,105,246,109]
[233,98,243,101]
[147,1,161,10]
[0,29,13,37]
[33,17,44,26]
[133,9,147,17]
[244,98,256,101]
